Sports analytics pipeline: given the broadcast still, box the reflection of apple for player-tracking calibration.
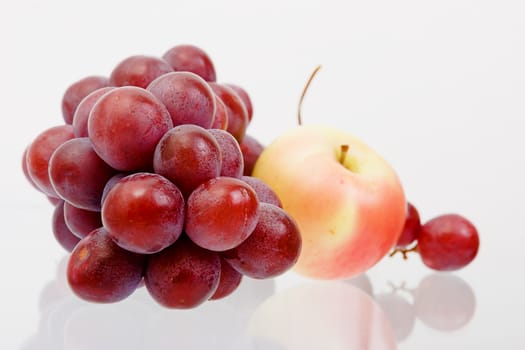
[253,125,406,279]
[247,281,396,350]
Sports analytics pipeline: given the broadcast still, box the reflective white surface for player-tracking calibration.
[2,0,525,348]
[15,256,484,350]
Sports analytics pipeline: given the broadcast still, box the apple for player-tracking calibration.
[252,124,406,279]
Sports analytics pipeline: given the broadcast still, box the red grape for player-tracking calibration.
[209,258,243,301]
[47,196,62,206]
[72,87,115,137]
[52,201,81,252]
[49,138,116,211]
[162,44,216,82]
[109,55,173,88]
[211,95,228,130]
[240,134,264,176]
[100,173,127,205]
[417,214,479,271]
[63,202,102,239]
[145,236,221,309]
[67,227,145,303]
[22,146,40,191]
[153,125,222,197]
[147,71,216,128]
[61,76,110,124]
[88,86,173,171]
[26,125,75,197]
[102,173,185,254]
[185,177,260,251]
[241,176,282,208]
[209,83,249,142]
[223,203,301,279]
[395,202,421,247]
[208,129,244,178]
[225,83,253,121]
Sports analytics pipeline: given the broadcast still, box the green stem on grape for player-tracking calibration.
[297,65,322,126]
[339,144,350,165]
[389,244,418,260]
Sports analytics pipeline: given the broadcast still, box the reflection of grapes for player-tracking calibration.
[63,301,152,350]
[345,273,373,296]
[375,293,415,343]
[414,274,476,331]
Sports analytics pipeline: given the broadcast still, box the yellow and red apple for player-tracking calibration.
[252,124,406,279]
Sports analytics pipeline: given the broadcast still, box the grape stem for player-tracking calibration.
[389,244,418,260]
[297,65,322,126]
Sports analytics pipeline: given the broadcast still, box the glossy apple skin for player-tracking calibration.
[252,125,406,279]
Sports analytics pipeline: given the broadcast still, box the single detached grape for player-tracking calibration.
[417,214,479,271]
[109,55,173,88]
[153,125,222,197]
[223,203,301,279]
[211,95,228,130]
[209,258,243,301]
[147,71,216,128]
[225,83,253,121]
[49,138,116,211]
[209,83,249,142]
[185,177,260,251]
[395,202,421,248]
[72,87,115,137]
[241,176,282,208]
[67,227,145,303]
[26,125,75,197]
[240,134,264,176]
[52,201,81,252]
[145,236,221,309]
[63,202,102,238]
[162,44,216,82]
[88,86,173,171]
[61,76,110,124]
[208,129,244,178]
[102,173,185,254]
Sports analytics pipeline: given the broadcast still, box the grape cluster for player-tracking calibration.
[22,44,302,309]
[390,202,480,271]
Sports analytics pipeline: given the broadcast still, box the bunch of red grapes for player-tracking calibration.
[22,44,302,309]
[391,202,480,271]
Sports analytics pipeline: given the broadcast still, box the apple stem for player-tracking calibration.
[389,244,418,260]
[297,65,322,126]
[339,144,350,165]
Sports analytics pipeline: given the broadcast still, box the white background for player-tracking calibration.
[1,0,524,349]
